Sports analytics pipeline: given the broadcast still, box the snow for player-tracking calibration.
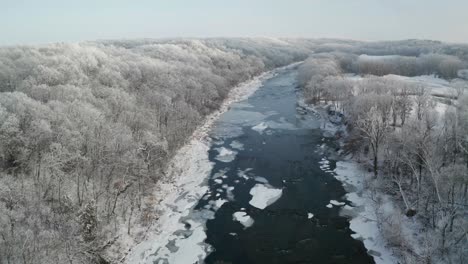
[124,140,213,264]
[307,213,314,219]
[252,122,268,134]
[124,62,303,264]
[232,211,255,228]
[334,160,398,264]
[249,184,283,209]
[387,74,458,98]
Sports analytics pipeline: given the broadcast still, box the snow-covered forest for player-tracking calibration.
[0,38,312,263]
[1,38,468,264]
[298,40,468,263]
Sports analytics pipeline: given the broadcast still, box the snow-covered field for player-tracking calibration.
[123,62,301,264]
[346,73,463,98]
[386,74,459,98]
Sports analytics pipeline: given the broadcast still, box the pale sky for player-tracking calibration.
[1,0,468,46]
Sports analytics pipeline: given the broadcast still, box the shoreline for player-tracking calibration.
[306,101,400,264]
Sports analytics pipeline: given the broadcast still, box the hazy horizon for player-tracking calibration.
[2,0,468,46]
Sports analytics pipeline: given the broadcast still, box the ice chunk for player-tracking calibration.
[233,211,254,228]
[214,179,222,184]
[215,147,237,163]
[249,184,282,209]
[330,200,346,206]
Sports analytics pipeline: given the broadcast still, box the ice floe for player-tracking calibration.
[215,147,237,163]
[214,179,223,184]
[249,184,283,209]
[232,211,255,228]
[330,200,346,206]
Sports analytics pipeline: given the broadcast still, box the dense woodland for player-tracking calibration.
[299,42,468,263]
[1,38,467,263]
[0,38,311,264]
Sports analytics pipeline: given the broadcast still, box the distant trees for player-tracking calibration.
[354,54,465,79]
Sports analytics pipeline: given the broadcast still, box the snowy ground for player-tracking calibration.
[121,62,302,264]
[345,73,465,99]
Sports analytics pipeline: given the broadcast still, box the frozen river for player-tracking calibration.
[199,67,375,263]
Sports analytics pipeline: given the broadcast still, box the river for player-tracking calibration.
[197,66,375,263]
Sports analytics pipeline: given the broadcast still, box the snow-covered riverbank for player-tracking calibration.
[117,62,302,264]
[321,158,399,264]
[299,97,399,263]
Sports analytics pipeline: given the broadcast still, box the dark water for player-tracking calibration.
[196,67,375,264]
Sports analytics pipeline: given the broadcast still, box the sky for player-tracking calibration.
[1,0,468,46]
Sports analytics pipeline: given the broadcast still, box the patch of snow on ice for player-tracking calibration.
[249,184,283,209]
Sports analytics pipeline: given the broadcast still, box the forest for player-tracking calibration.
[0,38,467,263]
[298,41,468,263]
